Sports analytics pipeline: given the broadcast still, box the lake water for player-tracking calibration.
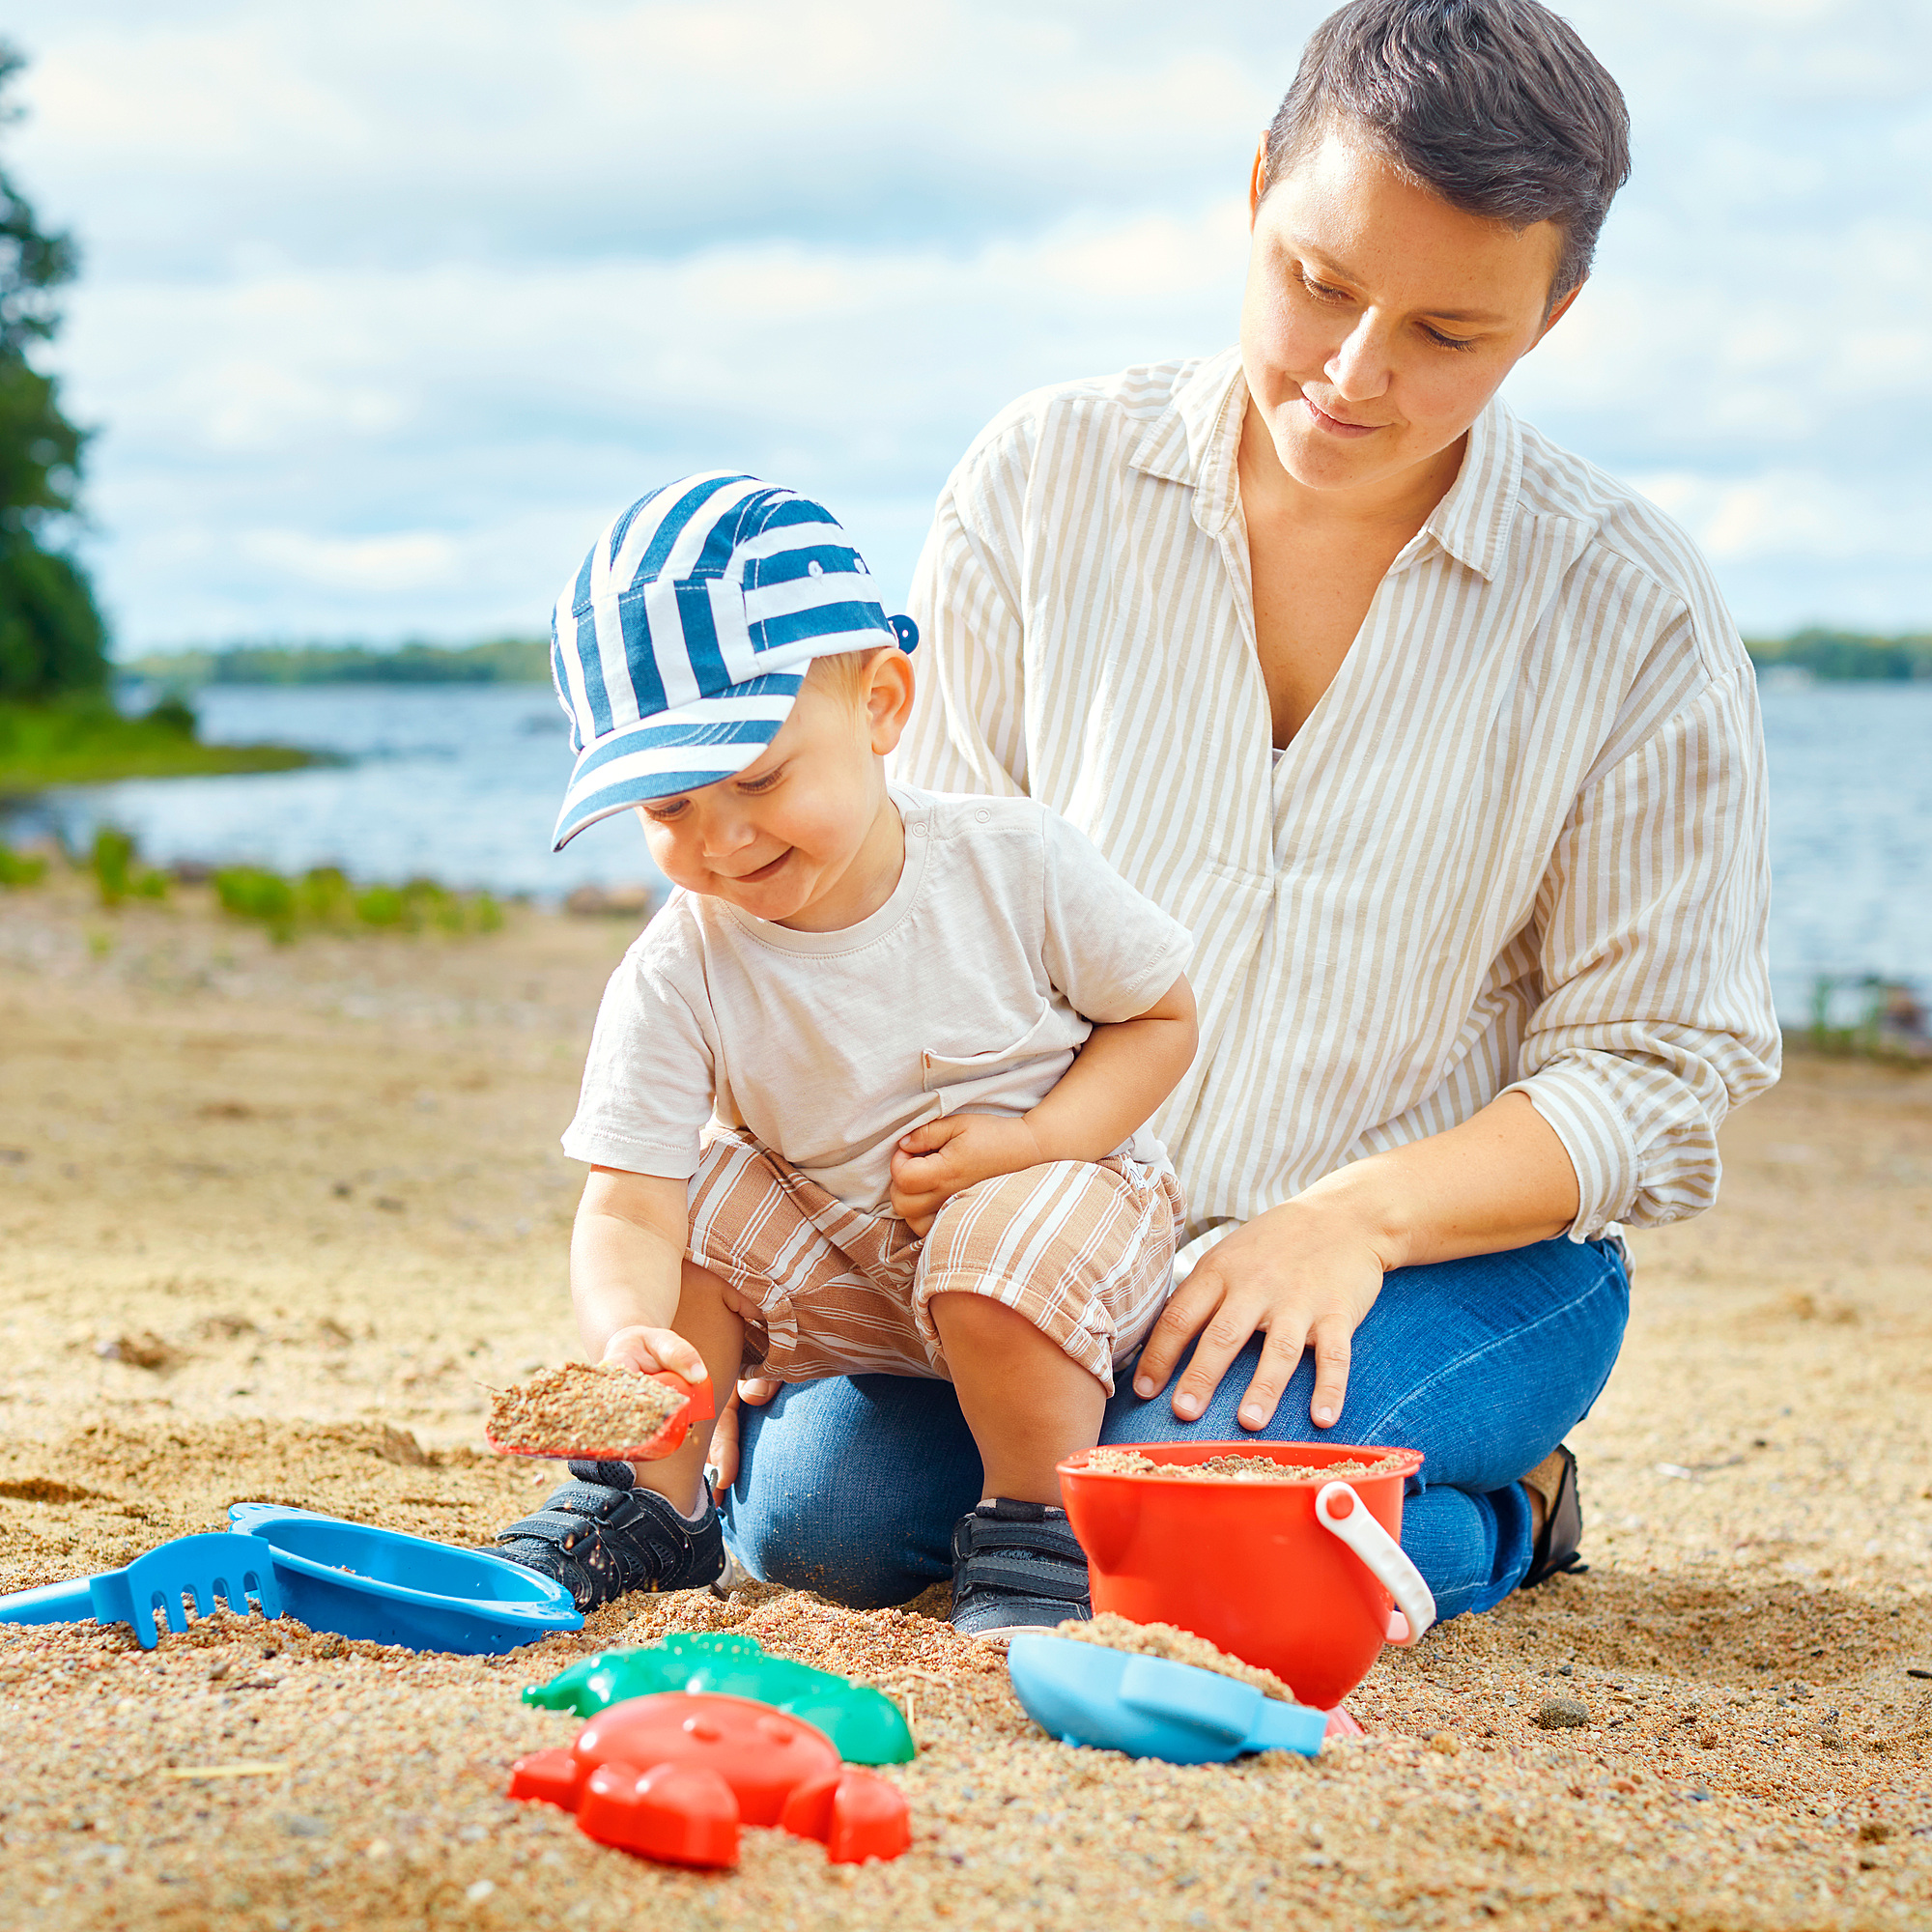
[4,678,1926,1024]
[2,683,657,905]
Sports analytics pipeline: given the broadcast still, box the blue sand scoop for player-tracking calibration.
[1007,1633,1328,1764]
[226,1503,582,1654]
[0,1532,283,1648]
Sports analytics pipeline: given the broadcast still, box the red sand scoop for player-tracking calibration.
[487,1369,716,1463]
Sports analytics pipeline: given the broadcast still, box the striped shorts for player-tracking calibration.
[686,1130,1184,1394]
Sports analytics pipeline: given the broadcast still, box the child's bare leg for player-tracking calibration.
[628,1259,744,1517]
[927,1291,1104,1504]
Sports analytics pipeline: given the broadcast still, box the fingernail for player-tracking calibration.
[1133,1379,1152,1398]
[1175,1396,1199,1418]
[1314,1406,1335,1426]
[1238,1405,1264,1428]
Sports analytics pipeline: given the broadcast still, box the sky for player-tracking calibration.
[7,0,1929,653]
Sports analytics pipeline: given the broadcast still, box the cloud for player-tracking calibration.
[238,529,464,594]
[53,201,1251,639]
[5,0,1928,646]
[12,0,1292,271]
[1632,469,1926,565]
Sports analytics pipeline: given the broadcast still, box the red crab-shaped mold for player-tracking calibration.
[508,1690,910,1869]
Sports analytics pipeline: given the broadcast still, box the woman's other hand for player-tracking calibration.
[1131,1197,1389,1431]
[889,1115,1045,1235]
[704,1377,780,1498]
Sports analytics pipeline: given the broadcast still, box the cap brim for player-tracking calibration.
[551,677,803,849]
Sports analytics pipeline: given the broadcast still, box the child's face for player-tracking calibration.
[634,651,914,930]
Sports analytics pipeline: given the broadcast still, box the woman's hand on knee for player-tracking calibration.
[704,1377,780,1499]
[1131,1200,1385,1431]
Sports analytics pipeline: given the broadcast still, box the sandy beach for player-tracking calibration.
[1,874,1927,1931]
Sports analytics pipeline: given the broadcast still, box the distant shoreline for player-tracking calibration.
[122,638,550,687]
[119,628,1932,687]
[0,698,316,792]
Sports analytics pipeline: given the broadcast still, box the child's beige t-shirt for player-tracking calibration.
[562,785,1194,1213]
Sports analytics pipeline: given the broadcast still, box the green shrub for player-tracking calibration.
[0,839,47,887]
[90,824,132,901]
[207,860,505,943]
[353,884,407,928]
[86,824,166,905]
[213,866,298,942]
[145,692,199,736]
[294,866,353,923]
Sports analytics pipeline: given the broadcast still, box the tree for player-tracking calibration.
[0,40,107,701]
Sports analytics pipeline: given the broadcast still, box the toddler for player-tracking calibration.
[497,473,1196,1636]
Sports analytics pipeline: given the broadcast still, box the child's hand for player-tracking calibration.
[889,1114,1047,1236]
[601,1324,710,1384]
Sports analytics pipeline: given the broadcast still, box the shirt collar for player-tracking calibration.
[1129,348,1524,581]
[1127,348,1246,536]
[1418,394,1522,582]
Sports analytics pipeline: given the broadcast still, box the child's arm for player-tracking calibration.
[571,1166,710,1380]
[889,970,1197,1234]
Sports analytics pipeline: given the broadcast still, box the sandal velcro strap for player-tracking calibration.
[954,1552,1090,1602]
[954,1514,1087,1562]
[495,1474,724,1611]
[568,1459,639,1488]
[497,1509,598,1545]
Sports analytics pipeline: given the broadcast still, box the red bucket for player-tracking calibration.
[1057,1439,1432,1713]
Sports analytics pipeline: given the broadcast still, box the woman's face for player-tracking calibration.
[1240,120,1577,500]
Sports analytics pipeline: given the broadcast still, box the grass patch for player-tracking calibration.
[0,696,314,790]
[0,830,504,943]
[211,864,504,943]
[0,839,47,886]
[88,825,169,904]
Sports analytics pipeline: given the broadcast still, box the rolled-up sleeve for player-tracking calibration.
[1505,654,1781,1237]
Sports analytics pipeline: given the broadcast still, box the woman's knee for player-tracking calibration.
[722,1375,980,1606]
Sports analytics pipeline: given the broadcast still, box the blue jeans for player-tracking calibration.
[721,1234,1629,1623]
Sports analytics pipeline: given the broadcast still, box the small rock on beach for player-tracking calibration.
[1534,1694,1593,1729]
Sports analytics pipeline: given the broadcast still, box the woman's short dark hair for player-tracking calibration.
[1262,0,1631,301]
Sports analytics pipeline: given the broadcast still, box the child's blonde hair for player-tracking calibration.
[806,646,895,705]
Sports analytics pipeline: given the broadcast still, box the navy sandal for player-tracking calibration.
[496,1460,724,1611]
[1520,1443,1586,1587]
[950,1498,1092,1639]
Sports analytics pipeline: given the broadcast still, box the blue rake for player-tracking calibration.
[0,1531,284,1648]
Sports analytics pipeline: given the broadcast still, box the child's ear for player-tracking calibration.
[866,646,916,755]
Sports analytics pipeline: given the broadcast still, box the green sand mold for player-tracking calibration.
[523,1632,915,1765]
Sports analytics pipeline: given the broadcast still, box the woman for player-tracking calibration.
[712,0,1777,1623]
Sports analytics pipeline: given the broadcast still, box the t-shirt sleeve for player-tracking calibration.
[560,911,718,1179]
[1037,807,1194,1021]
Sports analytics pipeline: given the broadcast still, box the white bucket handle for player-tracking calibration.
[1314,1480,1436,1647]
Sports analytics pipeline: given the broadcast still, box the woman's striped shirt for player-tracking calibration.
[894,348,1780,1244]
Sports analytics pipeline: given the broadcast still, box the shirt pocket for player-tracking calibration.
[919,1006,1089,1116]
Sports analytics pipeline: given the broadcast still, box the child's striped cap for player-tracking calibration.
[549,471,916,849]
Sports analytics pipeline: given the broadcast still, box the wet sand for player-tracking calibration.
[2,875,1928,1930]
